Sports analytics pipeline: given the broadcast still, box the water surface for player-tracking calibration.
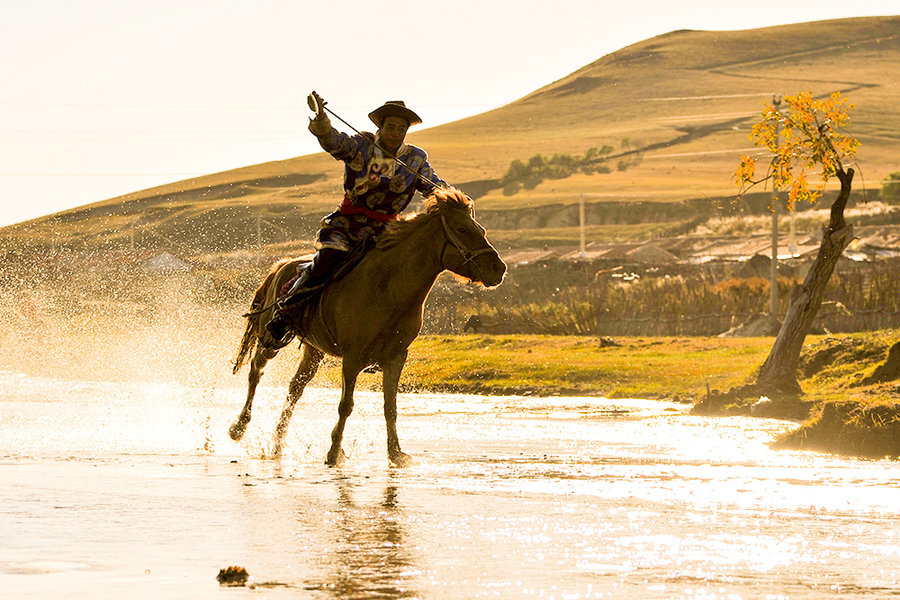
[1,371,898,598]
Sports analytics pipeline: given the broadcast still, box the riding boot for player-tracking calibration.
[282,248,346,306]
[265,248,346,344]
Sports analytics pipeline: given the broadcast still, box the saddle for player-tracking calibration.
[278,240,373,302]
[272,241,375,343]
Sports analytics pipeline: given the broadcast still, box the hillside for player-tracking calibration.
[2,15,899,258]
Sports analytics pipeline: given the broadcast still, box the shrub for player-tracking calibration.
[881,172,900,205]
[499,144,625,191]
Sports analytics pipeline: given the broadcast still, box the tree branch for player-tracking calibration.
[830,167,854,232]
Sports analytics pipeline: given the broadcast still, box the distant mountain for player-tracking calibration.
[5,16,898,257]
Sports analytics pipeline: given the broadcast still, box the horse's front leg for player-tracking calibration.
[273,343,324,457]
[382,350,413,467]
[230,346,278,441]
[326,360,361,467]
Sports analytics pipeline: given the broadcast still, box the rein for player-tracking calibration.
[244,209,493,319]
[439,213,496,264]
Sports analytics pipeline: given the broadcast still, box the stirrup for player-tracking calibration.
[265,313,294,349]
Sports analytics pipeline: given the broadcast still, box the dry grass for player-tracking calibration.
[488,223,672,248]
[4,16,899,252]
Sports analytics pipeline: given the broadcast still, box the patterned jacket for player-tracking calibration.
[310,120,446,252]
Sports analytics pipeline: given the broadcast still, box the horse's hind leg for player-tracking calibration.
[230,346,278,441]
[273,343,324,456]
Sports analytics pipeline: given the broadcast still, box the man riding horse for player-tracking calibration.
[265,92,447,345]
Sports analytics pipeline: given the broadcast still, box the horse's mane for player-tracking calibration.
[376,187,473,250]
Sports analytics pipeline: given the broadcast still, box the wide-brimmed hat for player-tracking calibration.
[368,100,422,128]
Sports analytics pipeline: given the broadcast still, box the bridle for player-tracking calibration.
[439,212,497,266]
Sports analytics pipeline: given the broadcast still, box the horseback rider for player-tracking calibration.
[265,92,448,343]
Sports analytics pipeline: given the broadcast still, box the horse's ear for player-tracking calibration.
[462,192,475,214]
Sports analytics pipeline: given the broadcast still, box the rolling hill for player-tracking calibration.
[3,15,899,258]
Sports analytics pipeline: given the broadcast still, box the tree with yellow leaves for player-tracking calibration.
[735,91,859,210]
[732,91,858,398]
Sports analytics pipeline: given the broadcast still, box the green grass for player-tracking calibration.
[334,335,773,401]
[346,331,900,458]
[316,332,899,408]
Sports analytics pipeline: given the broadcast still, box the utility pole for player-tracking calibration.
[789,208,797,257]
[579,193,586,256]
[770,95,782,317]
[256,215,262,257]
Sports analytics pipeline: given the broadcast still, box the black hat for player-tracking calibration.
[368,100,422,128]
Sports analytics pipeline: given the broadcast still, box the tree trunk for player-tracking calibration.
[754,168,855,396]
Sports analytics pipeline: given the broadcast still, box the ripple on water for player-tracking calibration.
[2,376,900,598]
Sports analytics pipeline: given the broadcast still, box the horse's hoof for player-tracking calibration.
[270,442,283,459]
[389,451,413,468]
[229,422,246,441]
[325,448,347,468]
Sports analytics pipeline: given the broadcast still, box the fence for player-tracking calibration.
[431,307,900,337]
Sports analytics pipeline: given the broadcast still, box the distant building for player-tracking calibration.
[139,252,193,273]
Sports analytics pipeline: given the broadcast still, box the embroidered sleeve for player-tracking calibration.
[310,122,370,164]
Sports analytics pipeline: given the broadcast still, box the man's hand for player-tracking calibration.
[307,91,331,135]
[308,91,327,119]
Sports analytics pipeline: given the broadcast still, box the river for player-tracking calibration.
[1,371,898,599]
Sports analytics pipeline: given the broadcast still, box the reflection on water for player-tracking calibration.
[310,477,419,599]
[1,371,899,599]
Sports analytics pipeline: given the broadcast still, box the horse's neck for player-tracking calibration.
[367,215,444,302]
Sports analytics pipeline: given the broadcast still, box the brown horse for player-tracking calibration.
[230,188,507,466]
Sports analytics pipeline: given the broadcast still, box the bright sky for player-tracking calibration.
[1,0,897,227]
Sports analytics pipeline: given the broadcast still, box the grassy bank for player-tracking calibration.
[399,335,771,401]
[373,332,898,459]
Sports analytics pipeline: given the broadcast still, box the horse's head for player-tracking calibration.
[431,188,506,287]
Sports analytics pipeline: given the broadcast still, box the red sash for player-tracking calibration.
[339,196,397,223]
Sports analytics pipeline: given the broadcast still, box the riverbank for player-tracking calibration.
[386,332,899,459]
[4,296,894,459]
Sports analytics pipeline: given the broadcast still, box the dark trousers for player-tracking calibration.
[277,247,347,311]
[304,247,346,288]
[266,247,348,341]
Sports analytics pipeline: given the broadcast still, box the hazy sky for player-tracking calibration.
[1,1,897,227]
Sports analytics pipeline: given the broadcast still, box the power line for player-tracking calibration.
[0,101,302,110]
[640,93,780,102]
[0,136,302,142]
[658,112,759,121]
[0,100,493,110]
[0,128,306,134]
[0,172,199,177]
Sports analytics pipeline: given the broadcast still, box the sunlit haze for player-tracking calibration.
[1,0,897,227]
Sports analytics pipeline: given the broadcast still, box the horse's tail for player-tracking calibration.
[232,260,289,374]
